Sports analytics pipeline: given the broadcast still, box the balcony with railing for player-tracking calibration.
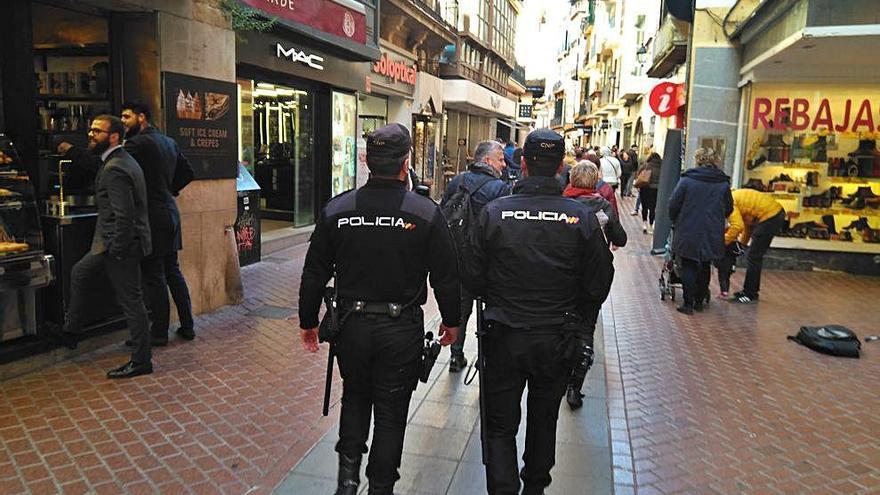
[646,13,688,78]
[440,61,510,97]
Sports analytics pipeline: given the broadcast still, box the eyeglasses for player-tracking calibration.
[87,128,109,135]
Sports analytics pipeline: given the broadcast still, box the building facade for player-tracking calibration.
[440,0,520,179]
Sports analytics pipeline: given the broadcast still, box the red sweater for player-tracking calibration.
[564,183,618,215]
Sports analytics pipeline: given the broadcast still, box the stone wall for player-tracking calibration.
[157,2,239,316]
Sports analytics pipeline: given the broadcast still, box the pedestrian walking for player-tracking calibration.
[465,128,614,494]
[619,148,637,197]
[48,115,154,378]
[298,123,461,495]
[583,154,619,215]
[668,148,733,315]
[441,140,512,372]
[724,188,785,304]
[598,146,622,191]
[121,101,195,344]
[635,152,662,234]
[561,161,626,410]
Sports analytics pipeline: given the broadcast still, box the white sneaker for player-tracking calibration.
[630,210,638,216]
[647,225,654,235]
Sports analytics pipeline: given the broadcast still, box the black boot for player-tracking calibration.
[336,454,361,495]
[822,215,836,235]
[522,484,546,495]
[565,385,584,410]
[367,480,395,495]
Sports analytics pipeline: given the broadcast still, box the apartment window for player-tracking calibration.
[632,14,646,76]
[475,0,490,43]
[607,3,616,27]
[492,0,515,60]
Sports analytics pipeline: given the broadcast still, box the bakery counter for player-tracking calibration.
[40,213,122,327]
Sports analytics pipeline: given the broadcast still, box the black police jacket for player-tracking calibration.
[299,178,461,329]
[464,176,614,328]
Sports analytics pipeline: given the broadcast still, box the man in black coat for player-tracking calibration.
[52,115,154,379]
[121,102,195,344]
[440,140,511,372]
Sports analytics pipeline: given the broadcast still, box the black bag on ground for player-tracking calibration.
[441,175,493,259]
[788,325,861,358]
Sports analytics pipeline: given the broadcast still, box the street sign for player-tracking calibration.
[649,82,684,117]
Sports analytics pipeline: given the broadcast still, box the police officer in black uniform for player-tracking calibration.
[465,128,615,495]
[299,123,461,495]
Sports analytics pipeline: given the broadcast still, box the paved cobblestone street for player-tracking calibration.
[0,195,878,494]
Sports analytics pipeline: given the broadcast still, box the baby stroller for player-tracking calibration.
[659,228,713,305]
[658,230,682,302]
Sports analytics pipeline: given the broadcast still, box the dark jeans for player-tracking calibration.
[66,252,150,364]
[483,322,568,494]
[714,250,737,293]
[451,286,474,358]
[165,251,194,331]
[743,210,786,298]
[141,255,169,340]
[640,187,658,224]
[680,257,710,308]
[335,311,423,488]
[620,172,631,196]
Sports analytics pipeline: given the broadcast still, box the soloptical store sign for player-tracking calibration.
[238,0,366,44]
[372,52,417,86]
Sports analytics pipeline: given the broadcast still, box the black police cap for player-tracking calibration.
[522,128,565,163]
[367,123,412,160]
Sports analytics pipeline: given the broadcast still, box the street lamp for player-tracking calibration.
[636,43,648,65]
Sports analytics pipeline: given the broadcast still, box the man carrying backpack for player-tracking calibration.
[441,140,512,372]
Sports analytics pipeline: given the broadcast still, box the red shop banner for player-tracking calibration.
[239,0,367,44]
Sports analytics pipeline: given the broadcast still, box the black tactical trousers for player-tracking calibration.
[334,310,423,488]
[483,322,569,494]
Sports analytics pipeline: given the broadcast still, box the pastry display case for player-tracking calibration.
[0,135,54,343]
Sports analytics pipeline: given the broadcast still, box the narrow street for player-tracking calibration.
[1,196,877,494]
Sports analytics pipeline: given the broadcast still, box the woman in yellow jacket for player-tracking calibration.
[724,188,785,303]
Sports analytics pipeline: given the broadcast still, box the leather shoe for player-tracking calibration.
[106,361,153,379]
[124,337,168,347]
[448,354,468,373]
[176,327,195,341]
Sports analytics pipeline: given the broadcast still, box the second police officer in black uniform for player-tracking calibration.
[465,128,615,495]
[298,123,461,495]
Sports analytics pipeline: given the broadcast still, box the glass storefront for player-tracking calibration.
[741,83,880,253]
[358,93,387,137]
[412,116,436,187]
[331,91,357,197]
[239,80,315,227]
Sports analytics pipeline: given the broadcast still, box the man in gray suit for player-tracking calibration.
[51,115,154,379]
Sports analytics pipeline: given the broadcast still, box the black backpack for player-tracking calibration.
[441,175,494,259]
[788,325,861,358]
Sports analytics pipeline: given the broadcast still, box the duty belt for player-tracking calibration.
[339,299,412,318]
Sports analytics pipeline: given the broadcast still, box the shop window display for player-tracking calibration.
[742,84,880,252]
[246,81,315,226]
[332,91,357,197]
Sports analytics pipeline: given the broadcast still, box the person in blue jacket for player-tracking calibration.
[668,148,734,315]
[441,140,512,371]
